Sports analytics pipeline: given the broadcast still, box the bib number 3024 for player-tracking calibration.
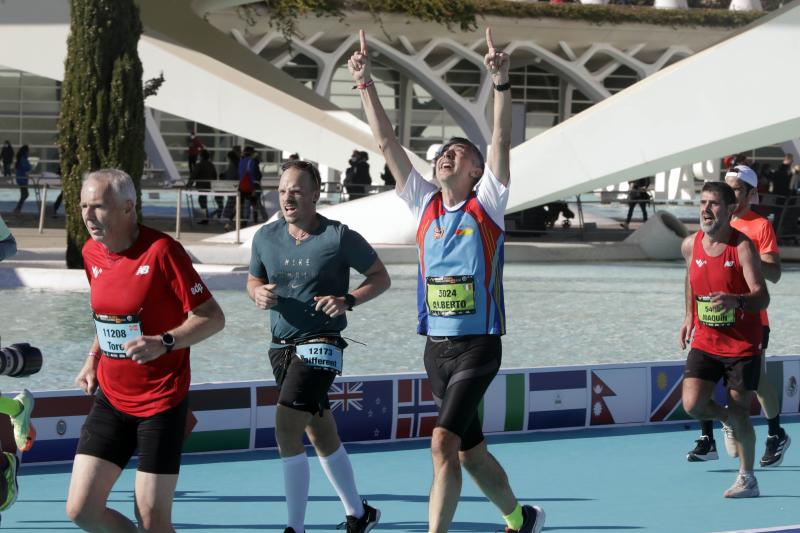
[426,275,476,317]
[93,312,143,358]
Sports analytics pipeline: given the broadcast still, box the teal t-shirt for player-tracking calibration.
[249,216,378,343]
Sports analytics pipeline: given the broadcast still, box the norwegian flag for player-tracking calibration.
[395,377,438,439]
[330,379,393,442]
[329,382,365,412]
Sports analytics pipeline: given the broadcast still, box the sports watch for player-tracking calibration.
[344,294,356,311]
[161,332,176,353]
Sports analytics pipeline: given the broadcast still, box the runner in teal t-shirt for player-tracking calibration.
[247,160,390,533]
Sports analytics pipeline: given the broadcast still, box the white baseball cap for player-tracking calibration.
[725,165,759,204]
[426,143,443,162]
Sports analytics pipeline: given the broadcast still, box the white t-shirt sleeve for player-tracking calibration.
[397,168,439,223]
[475,166,509,229]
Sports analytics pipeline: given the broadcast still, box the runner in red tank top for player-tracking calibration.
[688,165,790,466]
[679,181,769,498]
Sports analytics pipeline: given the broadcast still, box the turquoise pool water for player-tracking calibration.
[2,262,799,391]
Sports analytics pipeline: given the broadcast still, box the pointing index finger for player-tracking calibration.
[359,29,367,54]
[485,27,495,52]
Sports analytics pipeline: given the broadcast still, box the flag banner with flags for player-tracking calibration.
[650,364,691,422]
[780,359,800,415]
[255,384,279,449]
[184,385,251,453]
[330,378,393,443]
[590,367,648,425]
[479,373,526,433]
[395,377,438,439]
[528,370,587,430]
[7,356,800,465]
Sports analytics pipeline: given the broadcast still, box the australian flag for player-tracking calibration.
[330,378,393,442]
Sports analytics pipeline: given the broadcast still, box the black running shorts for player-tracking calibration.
[269,346,336,415]
[424,335,501,451]
[76,389,188,474]
[684,348,761,392]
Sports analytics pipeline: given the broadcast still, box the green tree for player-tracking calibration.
[58,0,145,268]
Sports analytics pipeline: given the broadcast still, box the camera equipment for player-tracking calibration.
[0,343,42,377]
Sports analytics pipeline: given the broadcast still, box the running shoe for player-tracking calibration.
[283,529,296,533]
[0,452,19,511]
[723,473,759,498]
[503,505,546,533]
[337,499,380,533]
[720,420,738,458]
[687,435,719,462]
[760,430,791,467]
[11,389,35,452]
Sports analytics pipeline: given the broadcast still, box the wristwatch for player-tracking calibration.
[344,293,356,311]
[161,332,176,353]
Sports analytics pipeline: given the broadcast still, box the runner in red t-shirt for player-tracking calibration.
[687,165,790,466]
[679,181,769,498]
[66,169,225,532]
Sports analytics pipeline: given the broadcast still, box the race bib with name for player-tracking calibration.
[696,296,735,328]
[426,275,476,316]
[93,312,143,358]
[295,338,344,374]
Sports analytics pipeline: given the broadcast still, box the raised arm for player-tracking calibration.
[485,28,512,187]
[349,30,413,191]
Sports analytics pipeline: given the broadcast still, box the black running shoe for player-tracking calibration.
[687,435,719,462]
[761,430,791,467]
[503,505,545,533]
[283,528,296,533]
[337,500,380,533]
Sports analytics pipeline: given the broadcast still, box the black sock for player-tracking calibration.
[701,420,714,438]
[767,415,781,436]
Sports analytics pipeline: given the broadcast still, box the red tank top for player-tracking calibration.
[689,230,762,357]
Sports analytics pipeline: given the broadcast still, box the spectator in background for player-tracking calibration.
[380,164,395,187]
[187,133,204,173]
[221,146,241,224]
[238,146,263,224]
[789,164,800,195]
[1,141,13,178]
[621,177,651,230]
[757,164,772,196]
[188,149,217,224]
[343,150,371,200]
[769,153,793,198]
[288,153,300,162]
[13,144,31,215]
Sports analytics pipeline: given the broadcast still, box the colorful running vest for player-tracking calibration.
[416,191,505,336]
[689,230,762,357]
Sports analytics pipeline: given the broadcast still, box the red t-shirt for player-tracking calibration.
[689,231,762,357]
[83,225,211,417]
[730,209,778,326]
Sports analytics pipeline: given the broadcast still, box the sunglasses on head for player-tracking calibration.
[281,160,321,187]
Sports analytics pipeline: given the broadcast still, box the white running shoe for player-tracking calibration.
[720,420,738,458]
[723,473,759,498]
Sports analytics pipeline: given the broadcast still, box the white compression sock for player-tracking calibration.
[318,444,364,518]
[282,452,310,532]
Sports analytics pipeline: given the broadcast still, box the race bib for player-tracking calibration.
[426,275,476,316]
[696,296,735,328]
[295,338,344,374]
[93,312,142,358]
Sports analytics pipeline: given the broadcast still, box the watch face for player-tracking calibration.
[162,333,175,346]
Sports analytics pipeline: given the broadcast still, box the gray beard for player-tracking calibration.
[700,218,724,235]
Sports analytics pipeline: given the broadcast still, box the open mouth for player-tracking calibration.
[283,205,297,215]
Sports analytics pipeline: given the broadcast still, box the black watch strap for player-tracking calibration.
[344,293,356,311]
[494,81,511,92]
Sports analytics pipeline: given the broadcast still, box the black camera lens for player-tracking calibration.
[0,343,43,377]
